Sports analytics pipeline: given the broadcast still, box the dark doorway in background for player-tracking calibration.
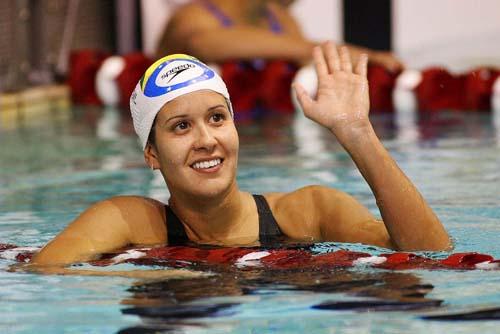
[343,0,392,51]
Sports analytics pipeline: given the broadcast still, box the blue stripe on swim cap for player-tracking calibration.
[143,59,215,98]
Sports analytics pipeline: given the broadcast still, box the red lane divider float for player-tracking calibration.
[67,50,500,115]
[68,49,110,105]
[1,243,498,271]
[415,67,500,112]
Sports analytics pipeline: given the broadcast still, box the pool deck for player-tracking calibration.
[0,84,71,129]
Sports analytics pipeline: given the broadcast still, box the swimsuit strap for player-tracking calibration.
[201,0,233,27]
[201,0,282,32]
[165,205,189,245]
[164,195,282,245]
[252,194,283,241]
[265,8,283,34]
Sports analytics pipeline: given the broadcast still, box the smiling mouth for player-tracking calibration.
[191,158,223,170]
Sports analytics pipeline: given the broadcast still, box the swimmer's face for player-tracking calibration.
[145,90,239,199]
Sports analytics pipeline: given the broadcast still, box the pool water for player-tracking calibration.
[0,106,499,333]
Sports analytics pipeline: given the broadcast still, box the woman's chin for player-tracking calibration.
[199,180,236,198]
[177,178,236,200]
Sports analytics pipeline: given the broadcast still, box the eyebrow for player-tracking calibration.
[163,104,228,124]
[164,114,188,124]
[207,104,228,112]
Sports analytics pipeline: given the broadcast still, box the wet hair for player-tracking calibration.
[147,117,157,148]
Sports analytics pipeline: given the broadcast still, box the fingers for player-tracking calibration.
[324,41,341,72]
[313,42,355,74]
[293,83,314,112]
[339,46,352,73]
[355,53,368,77]
[312,46,328,79]
[313,41,364,76]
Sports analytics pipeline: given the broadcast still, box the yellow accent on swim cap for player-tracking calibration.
[140,54,198,91]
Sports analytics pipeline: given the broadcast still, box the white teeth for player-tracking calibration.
[192,159,221,170]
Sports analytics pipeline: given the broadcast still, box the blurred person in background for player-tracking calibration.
[155,0,403,117]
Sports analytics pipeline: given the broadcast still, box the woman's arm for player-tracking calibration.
[11,262,204,279]
[31,196,166,266]
[293,42,451,251]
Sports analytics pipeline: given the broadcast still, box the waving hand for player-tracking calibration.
[294,41,370,139]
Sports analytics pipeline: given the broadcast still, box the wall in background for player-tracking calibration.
[140,0,188,56]
[290,0,342,42]
[393,0,500,71]
[1,0,115,90]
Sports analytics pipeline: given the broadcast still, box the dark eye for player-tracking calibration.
[174,121,189,131]
[210,113,226,123]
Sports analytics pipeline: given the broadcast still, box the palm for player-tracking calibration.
[295,43,370,134]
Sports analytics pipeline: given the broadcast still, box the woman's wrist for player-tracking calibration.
[330,120,377,151]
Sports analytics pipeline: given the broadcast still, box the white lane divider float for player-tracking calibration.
[235,251,271,268]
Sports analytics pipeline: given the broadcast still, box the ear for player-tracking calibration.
[144,143,160,170]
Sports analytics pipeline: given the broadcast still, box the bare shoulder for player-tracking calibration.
[169,2,222,34]
[265,185,364,218]
[94,196,167,243]
[101,195,164,211]
[81,195,163,218]
[263,186,388,245]
[32,196,167,265]
[156,2,222,56]
[64,195,167,245]
[265,185,350,208]
[263,185,347,240]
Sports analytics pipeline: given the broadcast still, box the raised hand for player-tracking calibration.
[294,41,370,141]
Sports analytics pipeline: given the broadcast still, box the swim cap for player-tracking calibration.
[130,54,232,149]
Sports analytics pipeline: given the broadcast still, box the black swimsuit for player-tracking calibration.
[165,195,282,245]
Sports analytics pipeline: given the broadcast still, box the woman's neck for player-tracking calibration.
[167,183,257,244]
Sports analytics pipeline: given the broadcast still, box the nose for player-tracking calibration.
[193,123,217,151]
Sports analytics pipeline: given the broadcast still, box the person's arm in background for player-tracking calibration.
[341,43,404,73]
[156,3,402,71]
[268,2,404,72]
[269,3,404,72]
[155,4,315,64]
[187,27,315,63]
[254,3,404,72]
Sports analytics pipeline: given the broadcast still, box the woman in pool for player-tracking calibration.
[31,42,450,266]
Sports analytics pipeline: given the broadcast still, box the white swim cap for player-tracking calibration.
[130,54,232,149]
